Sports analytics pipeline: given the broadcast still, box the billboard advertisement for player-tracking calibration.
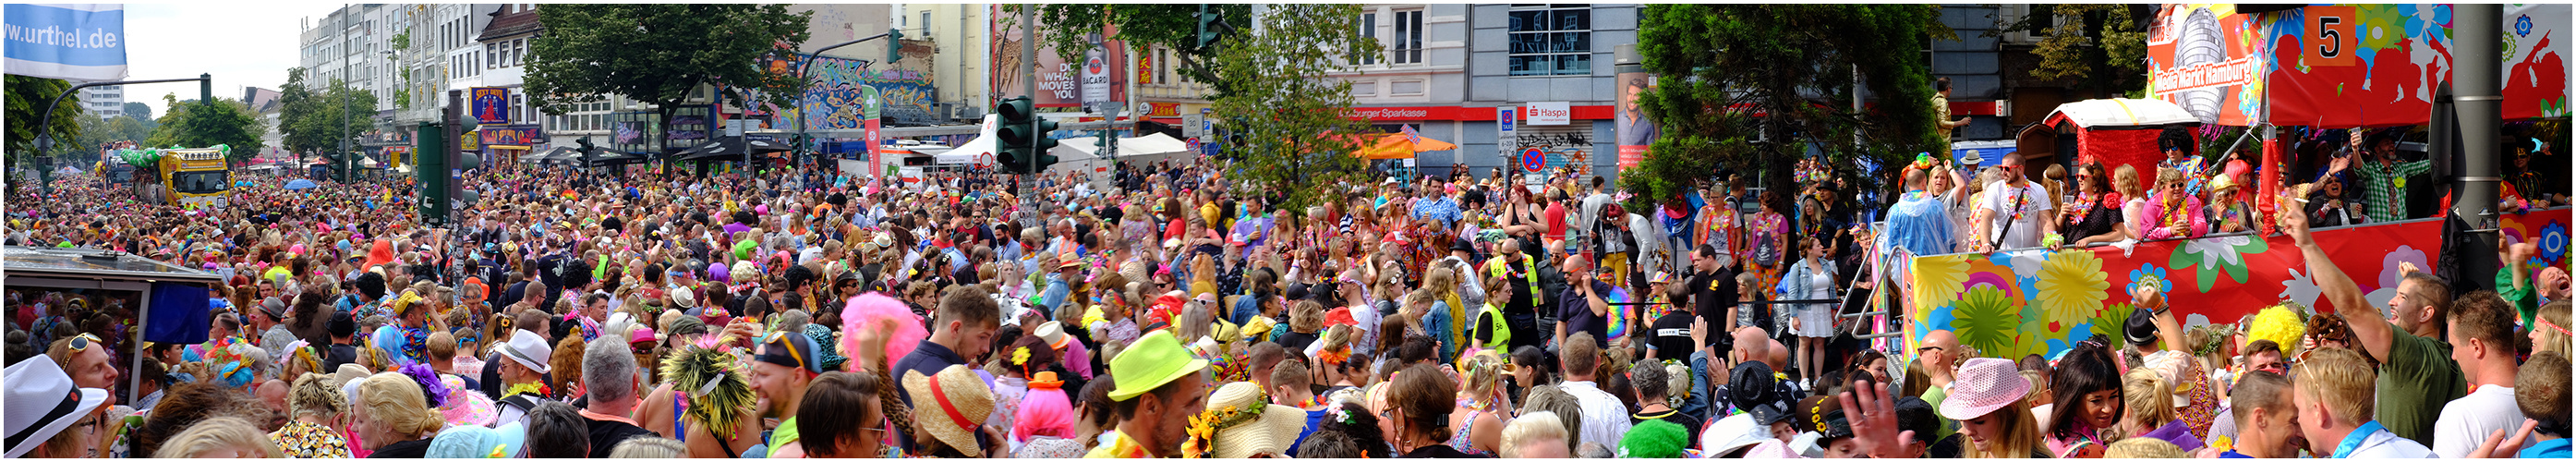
[990,6,1128,108]
[470,87,512,125]
[1616,72,1657,169]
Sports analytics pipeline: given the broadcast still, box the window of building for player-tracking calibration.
[513,94,525,123]
[1392,9,1423,65]
[1506,5,1590,76]
[1356,12,1380,66]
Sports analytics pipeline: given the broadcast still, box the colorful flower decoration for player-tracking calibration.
[2036,251,2110,334]
[2171,235,2268,293]
[1952,286,2025,360]
[1908,256,1971,313]
[2128,263,2171,298]
[2541,222,2567,264]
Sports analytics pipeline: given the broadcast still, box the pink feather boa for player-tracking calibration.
[840,293,927,373]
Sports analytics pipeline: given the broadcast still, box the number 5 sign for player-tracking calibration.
[2306,6,2357,67]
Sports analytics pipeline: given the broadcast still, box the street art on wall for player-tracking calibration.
[1901,207,2570,360]
[794,54,939,130]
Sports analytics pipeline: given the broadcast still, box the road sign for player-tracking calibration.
[1520,147,1546,173]
[1186,137,1202,151]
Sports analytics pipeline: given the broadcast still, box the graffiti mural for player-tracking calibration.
[1516,130,1596,177]
[794,54,940,130]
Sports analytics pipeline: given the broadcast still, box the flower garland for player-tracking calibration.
[2162,192,2190,229]
[2065,192,2101,225]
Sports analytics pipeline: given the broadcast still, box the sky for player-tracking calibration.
[123,3,310,118]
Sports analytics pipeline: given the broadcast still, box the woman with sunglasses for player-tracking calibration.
[2056,162,2132,248]
[2136,168,2208,241]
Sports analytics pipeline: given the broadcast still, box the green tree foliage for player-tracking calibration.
[276,67,377,159]
[1023,5,1378,210]
[525,4,810,152]
[5,75,83,156]
[1014,4,1252,92]
[146,93,267,163]
[1997,5,2151,96]
[1626,5,1948,210]
[1195,6,1382,210]
[123,102,151,120]
[69,112,152,157]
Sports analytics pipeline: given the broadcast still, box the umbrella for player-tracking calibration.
[1342,132,1459,160]
[284,178,320,190]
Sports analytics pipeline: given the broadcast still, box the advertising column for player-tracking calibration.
[1615,70,1656,170]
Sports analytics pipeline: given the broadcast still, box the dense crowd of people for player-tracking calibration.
[2,124,2568,459]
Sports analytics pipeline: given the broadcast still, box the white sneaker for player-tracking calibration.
[1797,378,1810,390]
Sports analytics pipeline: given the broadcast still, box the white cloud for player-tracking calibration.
[121,3,314,117]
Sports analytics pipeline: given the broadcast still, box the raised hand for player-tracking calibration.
[1837,379,1917,459]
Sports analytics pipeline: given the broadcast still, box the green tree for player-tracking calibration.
[277,67,377,161]
[69,112,152,159]
[146,93,267,163]
[1997,5,2152,97]
[1016,4,1252,94]
[1625,5,1949,209]
[524,5,810,152]
[123,102,151,120]
[1022,5,1379,210]
[5,75,83,157]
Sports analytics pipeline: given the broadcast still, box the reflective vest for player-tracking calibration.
[1477,302,1511,350]
[1484,254,1541,302]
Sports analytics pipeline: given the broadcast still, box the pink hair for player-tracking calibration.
[839,293,927,373]
[1013,385,1078,442]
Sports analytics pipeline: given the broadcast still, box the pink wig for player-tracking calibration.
[840,293,927,373]
[1014,385,1078,442]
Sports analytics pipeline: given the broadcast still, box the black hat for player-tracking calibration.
[328,312,357,337]
[1728,361,1781,413]
[2123,307,2159,346]
[1451,237,1476,253]
[1748,400,1791,425]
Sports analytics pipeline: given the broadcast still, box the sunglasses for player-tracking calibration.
[67,333,103,352]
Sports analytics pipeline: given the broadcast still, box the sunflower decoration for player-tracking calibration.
[1178,403,1263,458]
[660,336,756,438]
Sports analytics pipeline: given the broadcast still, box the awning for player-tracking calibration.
[671,140,745,162]
[1346,132,1457,160]
[2037,98,2200,131]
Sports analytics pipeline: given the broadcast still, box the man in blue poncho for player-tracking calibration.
[1878,153,1955,260]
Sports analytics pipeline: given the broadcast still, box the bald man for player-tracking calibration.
[1917,330,1963,441]
[1764,338,1789,374]
[1729,327,1769,367]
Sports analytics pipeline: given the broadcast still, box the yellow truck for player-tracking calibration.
[115,145,233,209]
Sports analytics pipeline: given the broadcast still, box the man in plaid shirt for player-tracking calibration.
[2328,129,2431,223]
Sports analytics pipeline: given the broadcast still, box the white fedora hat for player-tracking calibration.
[5,358,109,457]
[502,329,554,374]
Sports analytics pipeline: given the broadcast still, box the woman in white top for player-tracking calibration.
[1779,236,1838,387]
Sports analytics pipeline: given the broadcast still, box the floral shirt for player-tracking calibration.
[270,420,353,458]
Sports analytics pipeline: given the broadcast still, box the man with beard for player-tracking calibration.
[749,330,826,456]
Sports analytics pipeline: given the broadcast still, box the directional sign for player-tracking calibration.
[1520,147,1546,173]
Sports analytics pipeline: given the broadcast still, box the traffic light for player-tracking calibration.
[416,121,448,226]
[1194,5,1230,52]
[996,96,1062,175]
[886,28,905,64]
[576,138,598,164]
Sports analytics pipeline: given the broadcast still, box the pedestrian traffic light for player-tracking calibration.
[886,28,904,64]
[997,96,1058,174]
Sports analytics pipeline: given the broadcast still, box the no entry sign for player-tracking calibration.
[1520,147,1546,173]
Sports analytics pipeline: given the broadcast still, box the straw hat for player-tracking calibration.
[903,365,995,457]
[1938,358,2031,421]
[1203,382,1310,459]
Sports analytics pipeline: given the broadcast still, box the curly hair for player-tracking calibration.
[288,372,346,419]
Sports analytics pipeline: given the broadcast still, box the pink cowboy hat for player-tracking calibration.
[1937,358,2031,421]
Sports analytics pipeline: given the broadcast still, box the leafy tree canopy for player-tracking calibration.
[524,4,811,150]
[123,102,151,120]
[5,75,83,155]
[1997,5,2152,96]
[1625,5,1948,210]
[146,93,266,163]
[1011,4,1252,91]
[277,67,378,158]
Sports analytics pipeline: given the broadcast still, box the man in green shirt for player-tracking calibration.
[2328,129,2432,223]
[2282,203,2464,444]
